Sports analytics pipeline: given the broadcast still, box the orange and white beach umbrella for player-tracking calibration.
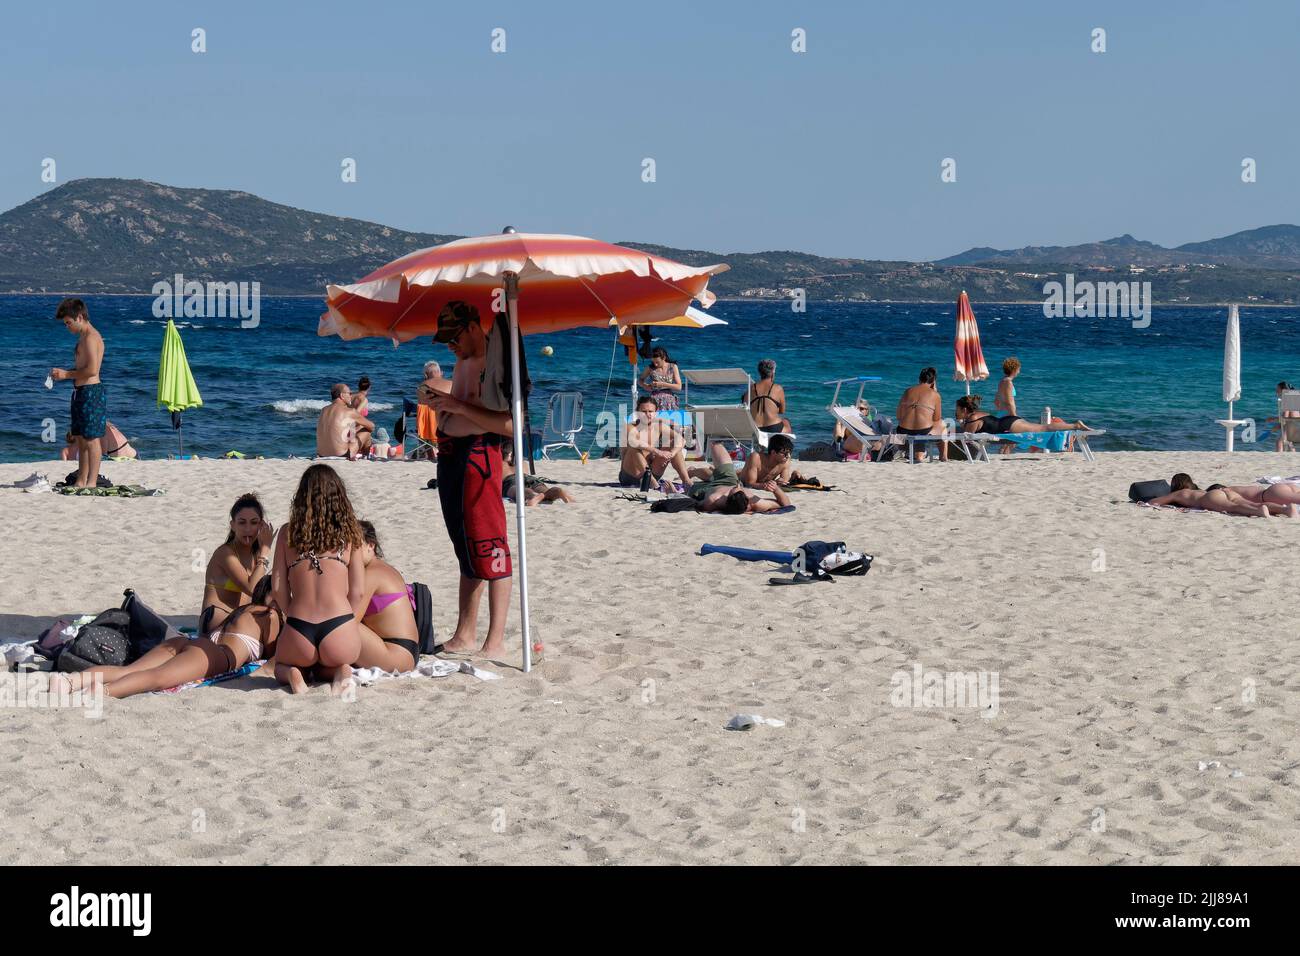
[319,230,727,672]
[320,232,727,343]
[953,290,989,395]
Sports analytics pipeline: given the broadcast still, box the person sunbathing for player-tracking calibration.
[353,520,421,673]
[271,464,367,694]
[200,493,274,637]
[737,434,815,487]
[57,578,282,699]
[502,453,574,505]
[955,395,1089,435]
[688,442,792,513]
[620,395,693,490]
[1148,474,1292,518]
[1216,480,1300,517]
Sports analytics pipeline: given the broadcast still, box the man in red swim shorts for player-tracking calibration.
[425,301,514,657]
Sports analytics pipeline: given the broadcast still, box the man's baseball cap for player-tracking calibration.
[433,300,480,342]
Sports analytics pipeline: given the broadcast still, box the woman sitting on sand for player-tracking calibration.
[200,493,274,637]
[955,395,1089,436]
[352,520,422,673]
[1149,474,1295,518]
[56,578,282,699]
[271,464,367,694]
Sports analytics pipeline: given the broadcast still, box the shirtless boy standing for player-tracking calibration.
[50,298,106,489]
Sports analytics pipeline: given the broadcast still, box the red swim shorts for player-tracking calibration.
[437,434,512,581]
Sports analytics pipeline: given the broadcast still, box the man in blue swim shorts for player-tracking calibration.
[50,298,107,489]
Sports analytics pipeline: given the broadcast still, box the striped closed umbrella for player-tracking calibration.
[953,290,989,395]
[157,318,203,455]
[320,231,727,672]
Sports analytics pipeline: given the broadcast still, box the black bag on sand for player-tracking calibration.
[1129,479,1171,502]
[61,470,112,488]
[650,497,700,514]
[56,609,130,672]
[799,441,841,462]
[411,582,439,655]
[121,589,181,663]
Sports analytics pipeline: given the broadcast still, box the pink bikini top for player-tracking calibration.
[366,583,414,618]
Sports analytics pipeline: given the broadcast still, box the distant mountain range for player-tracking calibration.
[2,178,1298,304]
[938,225,1300,270]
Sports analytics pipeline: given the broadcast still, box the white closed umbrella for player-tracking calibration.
[1220,304,1242,451]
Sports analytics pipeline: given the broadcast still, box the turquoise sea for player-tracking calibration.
[2,295,1297,462]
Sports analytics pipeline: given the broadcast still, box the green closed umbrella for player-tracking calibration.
[157,319,203,456]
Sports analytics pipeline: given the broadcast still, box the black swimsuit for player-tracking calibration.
[967,414,1021,435]
[286,548,352,647]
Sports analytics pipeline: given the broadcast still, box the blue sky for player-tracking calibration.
[2,0,1297,260]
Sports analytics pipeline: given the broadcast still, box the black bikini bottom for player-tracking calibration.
[382,636,420,669]
[286,613,353,647]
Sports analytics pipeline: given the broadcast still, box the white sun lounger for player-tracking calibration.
[683,367,793,454]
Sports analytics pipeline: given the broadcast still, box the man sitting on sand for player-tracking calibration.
[689,442,793,514]
[621,395,693,490]
[317,383,373,458]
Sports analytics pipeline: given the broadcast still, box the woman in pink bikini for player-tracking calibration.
[353,520,422,673]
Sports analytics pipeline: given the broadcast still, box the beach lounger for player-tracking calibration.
[682,367,792,454]
[984,429,1107,462]
[395,399,437,460]
[540,391,584,460]
[1278,390,1300,451]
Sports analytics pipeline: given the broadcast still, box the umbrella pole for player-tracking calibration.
[504,273,533,672]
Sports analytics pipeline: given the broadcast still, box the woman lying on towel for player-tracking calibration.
[955,395,1090,435]
[200,494,274,638]
[55,578,282,699]
[353,520,421,673]
[1149,474,1297,518]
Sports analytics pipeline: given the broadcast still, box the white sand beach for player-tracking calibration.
[2,451,1298,865]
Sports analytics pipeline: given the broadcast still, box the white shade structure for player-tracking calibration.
[1216,304,1245,451]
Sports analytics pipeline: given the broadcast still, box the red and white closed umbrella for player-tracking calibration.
[953,290,989,395]
[320,231,728,670]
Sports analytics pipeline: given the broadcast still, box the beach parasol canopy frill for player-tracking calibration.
[318,231,728,672]
[320,233,727,343]
[157,318,203,455]
[953,290,989,395]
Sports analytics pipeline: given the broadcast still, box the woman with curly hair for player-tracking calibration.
[200,493,274,637]
[271,464,367,694]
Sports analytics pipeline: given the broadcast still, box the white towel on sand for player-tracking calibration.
[350,658,502,686]
[1255,475,1300,485]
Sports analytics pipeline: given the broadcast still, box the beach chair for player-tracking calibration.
[682,367,792,454]
[540,391,584,460]
[983,429,1107,462]
[1278,390,1300,451]
[396,399,436,460]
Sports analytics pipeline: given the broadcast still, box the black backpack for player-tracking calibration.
[411,582,438,655]
[56,608,130,672]
[121,589,180,662]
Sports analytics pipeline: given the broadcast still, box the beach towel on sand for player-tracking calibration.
[154,660,264,694]
[997,431,1071,453]
[56,483,163,497]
